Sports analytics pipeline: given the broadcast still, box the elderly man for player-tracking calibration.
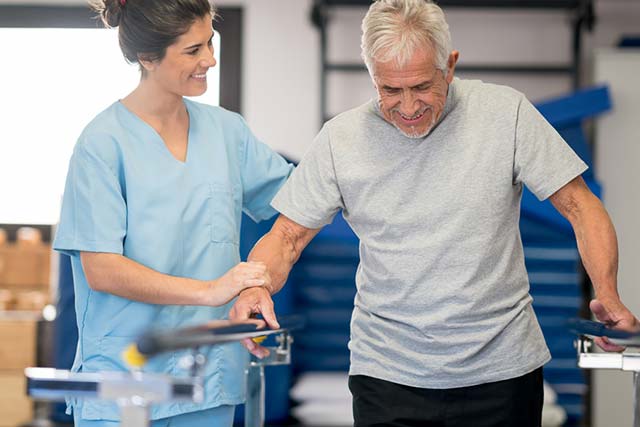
[231,0,638,425]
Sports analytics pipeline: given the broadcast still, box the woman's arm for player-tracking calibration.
[80,252,269,307]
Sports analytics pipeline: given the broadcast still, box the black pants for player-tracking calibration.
[349,368,543,427]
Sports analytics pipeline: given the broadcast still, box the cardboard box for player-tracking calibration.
[0,243,51,290]
[0,372,33,427]
[0,313,38,370]
[0,289,12,311]
[0,247,6,286]
[0,289,50,312]
[12,291,49,312]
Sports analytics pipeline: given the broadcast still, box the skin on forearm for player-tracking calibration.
[81,252,213,305]
[573,199,620,305]
[550,177,621,305]
[247,215,320,294]
[80,251,270,307]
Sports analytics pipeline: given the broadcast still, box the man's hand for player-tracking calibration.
[231,215,320,357]
[229,287,280,358]
[590,298,640,352]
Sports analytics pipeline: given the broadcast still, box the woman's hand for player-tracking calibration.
[206,261,270,306]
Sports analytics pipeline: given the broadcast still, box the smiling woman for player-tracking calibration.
[38,1,293,427]
[0,2,252,227]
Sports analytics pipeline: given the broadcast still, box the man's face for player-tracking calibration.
[373,47,458,138]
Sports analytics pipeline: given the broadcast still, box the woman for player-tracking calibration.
[53,0,293,425]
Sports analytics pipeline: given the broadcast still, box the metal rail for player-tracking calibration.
[25,316,304,427]
[572,320,640,427]
[576,336,640,427]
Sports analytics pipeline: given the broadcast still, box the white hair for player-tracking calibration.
[361,0,452,75]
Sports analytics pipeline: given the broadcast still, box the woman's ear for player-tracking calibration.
[138,54,156,73]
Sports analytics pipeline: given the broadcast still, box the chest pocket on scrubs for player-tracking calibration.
[209,184,240,244]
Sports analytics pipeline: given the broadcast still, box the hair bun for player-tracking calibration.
[90,0,123,28]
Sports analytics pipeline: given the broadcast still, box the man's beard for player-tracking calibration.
[393,108,437,139]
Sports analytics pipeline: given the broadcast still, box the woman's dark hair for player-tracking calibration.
[91,0,214,67]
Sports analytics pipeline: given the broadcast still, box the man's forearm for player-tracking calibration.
[248,230,298,294]
[247,215,320,295]
[551,180,637,345]
[572,196,621,306]
[551,177,623,308]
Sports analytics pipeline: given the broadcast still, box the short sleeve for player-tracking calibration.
[53,136,127,257]
[270,125,344,229]
[240,119,294,222]
[513,96,588,201]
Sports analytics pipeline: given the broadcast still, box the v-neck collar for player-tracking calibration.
[116,98,194,165]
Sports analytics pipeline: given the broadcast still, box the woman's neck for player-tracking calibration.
[121,77,186,122]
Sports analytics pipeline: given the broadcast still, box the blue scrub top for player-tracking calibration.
[53,99,293,421]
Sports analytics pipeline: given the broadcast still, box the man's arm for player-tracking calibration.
[229,214,321,357]
[549,176,639,351]
[249,215,321,294]
[80,252,268,307]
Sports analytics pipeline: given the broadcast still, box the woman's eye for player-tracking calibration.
[188,49,198,55]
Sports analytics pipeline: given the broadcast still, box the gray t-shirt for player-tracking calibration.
[271,78,587,388]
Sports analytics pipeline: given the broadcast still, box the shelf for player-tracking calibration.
[327,62,575,74]
[316,0,584,9]
[312,0,594,124]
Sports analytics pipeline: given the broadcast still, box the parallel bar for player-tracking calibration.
[578,353,623,370]
[136,315,305,357]
[25,368,197,402]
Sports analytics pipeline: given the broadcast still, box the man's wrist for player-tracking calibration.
[241,284,273,296]
[597,294,622,308]
[263,282,275,295]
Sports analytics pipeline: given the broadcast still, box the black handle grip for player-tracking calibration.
[136,315,305,356]
[568,318,637,339]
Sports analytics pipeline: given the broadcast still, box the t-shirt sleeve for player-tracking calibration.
[239,117,295,222]
[513,95,588,201]
[270,125,344,229]
[53,136,127,257]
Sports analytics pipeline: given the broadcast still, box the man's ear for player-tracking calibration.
[446,50,459,84]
